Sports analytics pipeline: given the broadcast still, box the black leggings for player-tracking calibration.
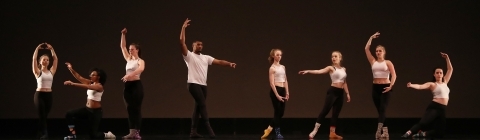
[34,91,52,134]
[410,101,447,138]
[65,107,104,139]
[123,80,144,129]
[372,84,391,126]
[316,86,344,126]
[188,83,210,128]
[269,86,286,127]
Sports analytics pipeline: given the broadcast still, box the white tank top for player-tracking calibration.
[87,86,103,101]
[126,58,141,78]
[432,83,449,99]
[37,71,53,88]
[372,61,390,78]
[330,67,346,83]
[272,65,285,82]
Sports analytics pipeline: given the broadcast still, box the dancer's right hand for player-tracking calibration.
[276,95,284,102]
[298,70,308,75]
[183,18,191,28]
[121,28,127,34]
[65,62,73,70]
[37,43,45,49]
[407,82,412,87]
[371,32,380,39]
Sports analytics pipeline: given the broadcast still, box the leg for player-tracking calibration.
[329,90,344,139]
[88,108,104,139]
[261,89,279,139]
[401,105,439,138]
[188,84,213,138]
[273,87,286,139]
[123,81,144,139]
[371,85,383,138]
[425,107,446,138]
[34,92,47,137]
[380,90,391,138]
[309,88,338,138]
[64,107,90,139]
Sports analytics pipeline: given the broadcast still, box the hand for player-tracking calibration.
[64,80,73,85]
[276,95,284,102]
[285,93,290,101]
[298,70,308,75]
[382,86,392,93]
[121,28,127,34]
[440,52,449,59]
[37,43,45,49]
[65,62,73,70]
[346,94,351,102]
[121,74,131,82]
[45,42,53,50]
[407,82,412,87]
[182,18,191,28]
[230,63,236,68]
[371,31,380,39]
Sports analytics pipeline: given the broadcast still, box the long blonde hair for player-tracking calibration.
[268,49,282,64]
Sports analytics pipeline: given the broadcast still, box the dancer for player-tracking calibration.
[401,52,452,139]
[63,62,116,139]
[299,51,351,139]
[32,42,58,139]
[365,32,397,138]
[260,49,290,139]
[180,18,236,139]
[120,28,146,139]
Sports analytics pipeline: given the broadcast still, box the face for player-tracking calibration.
[40,56,49,66]
[375,47,385,58]
[273,50,282,62]
[193,41,203,52]
[89,71,99,82]
[128,45,138,56]
[434,68,444,81]
[331,52,342,64]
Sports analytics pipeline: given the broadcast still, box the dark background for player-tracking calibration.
[1,1,479,119]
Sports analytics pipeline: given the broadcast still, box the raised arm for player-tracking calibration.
[441,52,453,84]
[269,67,284,102]
[386,60,397,88]
[32,43,44,78]
[180,18,191,56]
[298,66,333,75]
[365,32,380,65]
[45,43,58,75]
[120,28,131,61]
[64,81,104,92]
[65,62,91,85]
[407,82,434,90]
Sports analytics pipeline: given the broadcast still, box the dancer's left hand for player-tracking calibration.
[346,94,351,102]
[285,93,289,101]
[121,74,131,82]
[64,80,73,85]
[230,63,236,68]
[382,86,392,93]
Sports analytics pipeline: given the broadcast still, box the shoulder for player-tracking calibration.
[385,60,394,64]
[325,66,334,70]
[269,66,275,72]
[342,67,346,70]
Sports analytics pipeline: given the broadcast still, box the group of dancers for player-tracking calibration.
[32,18,452,139]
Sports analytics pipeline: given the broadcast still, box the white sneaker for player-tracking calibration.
[104,131,116,139]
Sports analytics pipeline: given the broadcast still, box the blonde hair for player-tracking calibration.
[376,45,386,57]
[332,51,343,66]
[268,49,282,64]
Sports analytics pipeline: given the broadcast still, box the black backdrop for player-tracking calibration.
[1,1,479,119]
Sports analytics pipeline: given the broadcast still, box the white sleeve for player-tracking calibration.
[206,55,215,65]
[183,51,192,62]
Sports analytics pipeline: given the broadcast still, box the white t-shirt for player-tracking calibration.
[183,51,215,86]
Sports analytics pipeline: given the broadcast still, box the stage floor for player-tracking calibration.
[4,134,480,140]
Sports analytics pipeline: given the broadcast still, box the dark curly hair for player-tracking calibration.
[90,68,107,85]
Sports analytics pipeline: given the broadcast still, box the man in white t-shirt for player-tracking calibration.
[179,18,236,139]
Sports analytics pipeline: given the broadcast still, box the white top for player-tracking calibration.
[126,58,141,78]
[432,83,450,99]
[183,51,215,86]
[372,61,390,78]
[272,65,286,82]
[330,67,346,83]
[37,71,53,88]
[87,86,103,101]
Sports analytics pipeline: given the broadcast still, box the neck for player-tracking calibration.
[131,55,138,60]
[272,61,280,65]
[436,80,442,83]
[193,50,201,54]
[332,63,340,67]
[377,57,385,61]
[41,66,47,71]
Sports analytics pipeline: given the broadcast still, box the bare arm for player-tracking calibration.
[127,59,145,76]
[365,32,380,65]
[65,63,91,85]
[120,28,130,61]
[386,60,397,88]
[283,66,289,95]
[343,68,350,94]
[47,44,58,75]
[32,44,43,78]
[300,66,333,75]
[180,19,191,56]
[269,67,281,98]
[443,53,453,84]
[67,82,103,92]
[408,82,433,90]
[212,59,234,67]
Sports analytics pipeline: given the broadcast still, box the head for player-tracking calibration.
[432,67,444,82]
[375,45,386,59]
[192,41,203,53]
[268,49,282,64]
[38,54,50,68]
[128,43,141,58]
[331,51,343,66]
[89,68,107,85]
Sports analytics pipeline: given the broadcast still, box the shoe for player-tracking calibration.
[261,128,272,139]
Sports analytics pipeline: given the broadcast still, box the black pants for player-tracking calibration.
[34,91,52,135]
[188,83,210,129]
[316,86,344,126]
[410,101,447,138]
[372,84,391,126]
[65,107,104,139]
[123,80,144,129]
[269,86,286,127]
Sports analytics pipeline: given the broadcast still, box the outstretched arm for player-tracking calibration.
[365,32,380,65]
[442,52,453,84]
[120,28,131,61]
[64,81,103,92]
[386,60,397,88]
[180,18,191,56]
[212,59,236,68]
[65,62,91,85]
[45,43,58,75]
[407,82,433,90]
[299,66,333,75]
[32,43,43,78]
